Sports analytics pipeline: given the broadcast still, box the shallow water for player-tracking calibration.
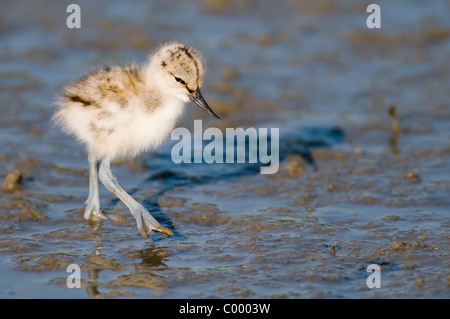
[0,0,449,298]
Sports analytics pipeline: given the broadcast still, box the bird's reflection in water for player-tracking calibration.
[82,232,170,298]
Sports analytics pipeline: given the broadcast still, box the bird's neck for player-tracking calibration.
[143,61,160,88]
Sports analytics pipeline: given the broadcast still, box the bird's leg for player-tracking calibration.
[98,158,173,238]
[84,153,108,221]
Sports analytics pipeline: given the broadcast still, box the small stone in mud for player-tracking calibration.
[330,242,337,256]
[390,241,409,250]
[403,171,419,180]
[388,104,402,135]
[1,170,23,193]
[416,278,424,288]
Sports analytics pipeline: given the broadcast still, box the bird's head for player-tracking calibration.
[148,42,220,120]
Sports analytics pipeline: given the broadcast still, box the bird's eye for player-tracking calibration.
[174,76,186,85]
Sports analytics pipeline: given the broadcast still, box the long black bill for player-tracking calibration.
[189,90,221,121]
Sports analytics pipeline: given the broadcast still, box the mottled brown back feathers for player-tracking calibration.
[61,64,146,109]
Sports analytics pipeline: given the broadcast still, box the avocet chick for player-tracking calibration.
[53,42,220,238]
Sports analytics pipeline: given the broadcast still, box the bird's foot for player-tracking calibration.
[89,210,109,221]
[84,199,108,221]
[133,206,173,238]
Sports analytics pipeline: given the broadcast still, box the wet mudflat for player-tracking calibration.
[0,0,449,298]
